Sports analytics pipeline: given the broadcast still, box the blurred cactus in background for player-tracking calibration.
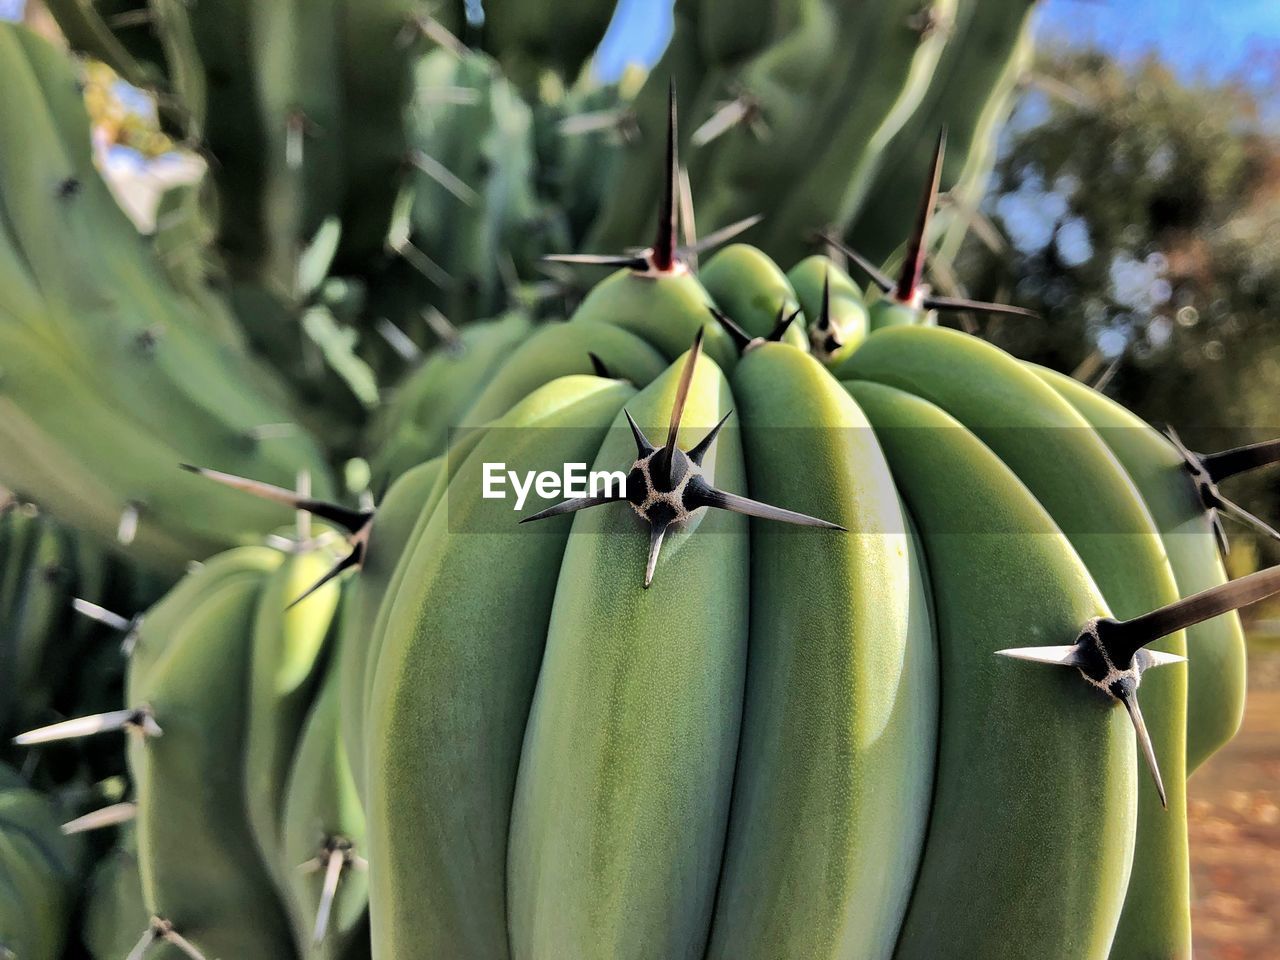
[0,0,1037,574]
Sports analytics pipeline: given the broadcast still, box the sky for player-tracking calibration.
[1035,0,1280,89]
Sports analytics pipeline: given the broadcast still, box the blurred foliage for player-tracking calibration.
[956,48,1280,555]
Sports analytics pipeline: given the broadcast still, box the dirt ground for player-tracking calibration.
[1189,645,1280,958]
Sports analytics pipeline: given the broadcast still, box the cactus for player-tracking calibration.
[398,49,558,326]
[4,5,1279,960]
[0,764,79,960]
[82,826,183,960]
[0,495,161,790]
[27,131,1267,960]
[41,0,1037,345]
[367,310,534,485]
[587,0,1038,267]
[0,29,332,573]
[0,501,77,734]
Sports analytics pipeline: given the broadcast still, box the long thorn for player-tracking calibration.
[179,465,370,533]
[287,548,363,610]
[498,252,521,301]
[818,269,832,331]
[1109,563,1280,662]
[72,598,132,633]
[394,238,453,287]
[653,81,678,272]
[588,353,614,379]
[691,484,845,530]
[656,328,704,485]
[413,14,468,56]
[820,233,895,293]
[678,165,698,270]
[313,848,345,944]
[1090,356,1121,393]
[558,107,630,135]
[1201,438,1280,483]
[423,307,461,350]
[13,707,160,746]
[62,801,137,835]
[106,8,153,27]
[1085,355,1116,391]
[125,925,159,960]
[644,522,669,588]
[708,306,752,353]
[994,644,1088,667]
[408,150,479,205]
[295,470,312,544]
[1070,347,1104,383]
[1217,496,1280,544]
[120,624,142,658]
[921,294,1039,319]
[691,96,750,147]
[376,318,423,362]
[518,496,621,524]
[163,927,209,960]
[1211,509,1230,557]
[896,128,947,304]
[1120,692,1167,809]
[767,307,802,342]
[286,113,306,170]
[247,422,299,441]
[687,411,733,465]
[418,85,482,107]
[624,409,656,456]
[541,253,648,269]
[686,213,764,257]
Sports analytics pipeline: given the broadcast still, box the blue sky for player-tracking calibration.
[1035,0,1280,88]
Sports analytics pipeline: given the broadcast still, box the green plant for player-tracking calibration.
[6,3,1280,960]
[36,145,1271,960]
[81,827,181,960]
[0,763,79,960]
[0,31,332,570]
[125,547,297,959]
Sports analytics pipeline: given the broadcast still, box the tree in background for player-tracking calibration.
[955,48,1280,553]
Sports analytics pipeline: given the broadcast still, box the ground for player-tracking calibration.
[1189,642,1280,958]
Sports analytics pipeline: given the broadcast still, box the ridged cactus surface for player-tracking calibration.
[0,31,332,570]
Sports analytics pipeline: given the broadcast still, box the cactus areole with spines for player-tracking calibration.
[520,328,843,587]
